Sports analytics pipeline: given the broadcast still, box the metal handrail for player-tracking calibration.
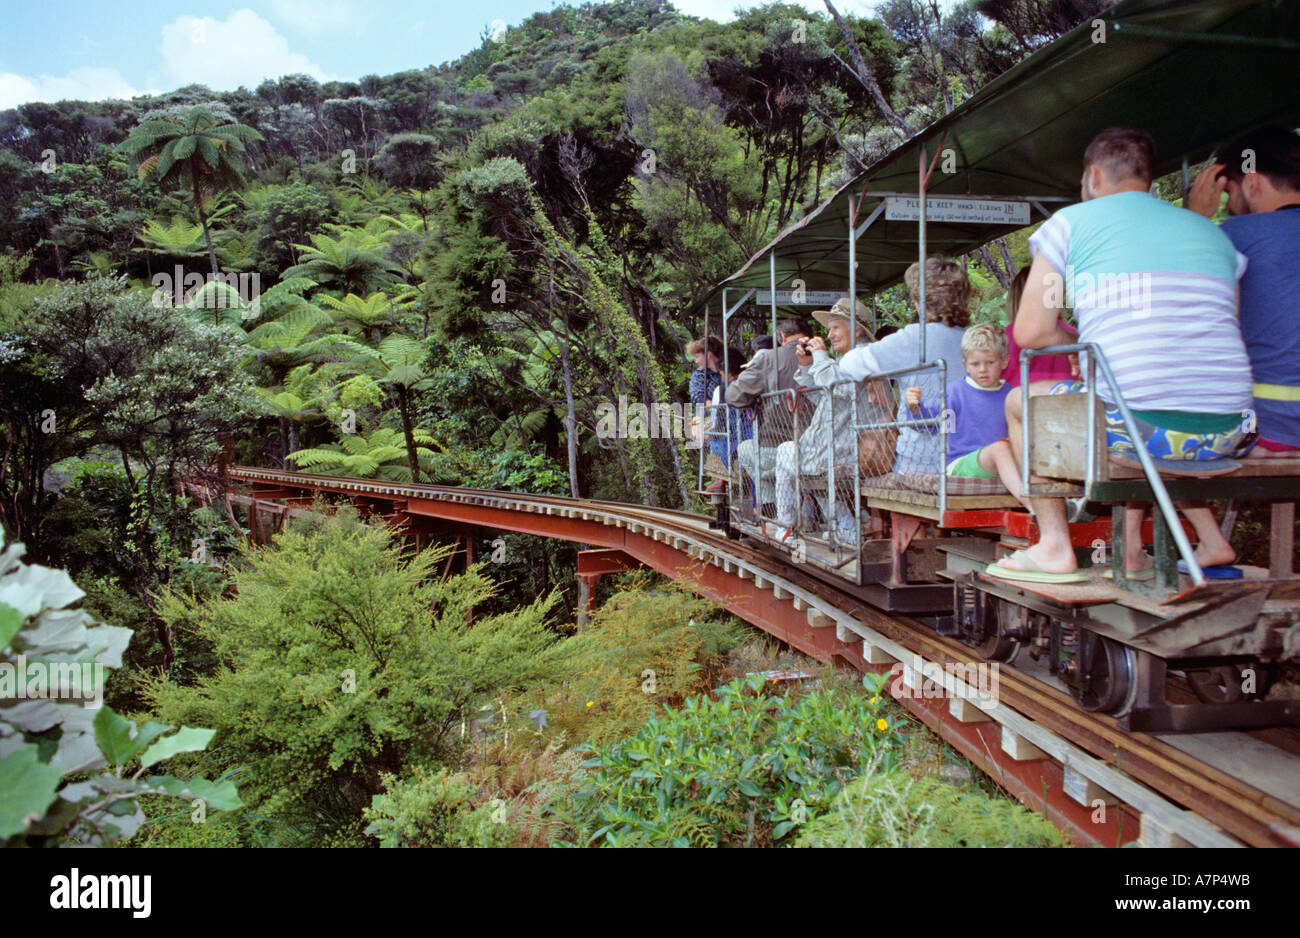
[1018,342,1205,587]
[845,358,950,510]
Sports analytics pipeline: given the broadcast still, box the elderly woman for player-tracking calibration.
[823,257,971,475]
[767,297,878,542]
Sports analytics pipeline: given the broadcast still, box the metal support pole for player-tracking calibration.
[918,146,928,365]
[938,359,948,512]
[848,194,860,571]
[848,194,858,347]
[1085,347,1097,495]
[1020,351,1031,497]
[769,252,778,390]
[768,253,779,524]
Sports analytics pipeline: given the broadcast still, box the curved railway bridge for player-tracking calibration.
[198,466,1300,849]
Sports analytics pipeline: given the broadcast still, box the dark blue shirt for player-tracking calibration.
[1221,206,1300,445]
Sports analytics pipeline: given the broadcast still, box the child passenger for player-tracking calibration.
[906,323,1031,510]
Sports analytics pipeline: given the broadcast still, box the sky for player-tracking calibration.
[0,0,885,110]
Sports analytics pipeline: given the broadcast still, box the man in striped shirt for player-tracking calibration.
[991,127,1253,583]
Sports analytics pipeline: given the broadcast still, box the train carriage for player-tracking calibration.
[697,0,1300,732]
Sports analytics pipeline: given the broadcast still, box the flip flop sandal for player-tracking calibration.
[1176,560,1243,579]
[985,549,1087,584]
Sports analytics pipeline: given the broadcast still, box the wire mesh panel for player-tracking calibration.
[732,388,799,522]
[726,359,955,580]
[881,361,949,481]
[698,397,748,486]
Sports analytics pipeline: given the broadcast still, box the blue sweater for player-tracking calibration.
[915,377,1013,463]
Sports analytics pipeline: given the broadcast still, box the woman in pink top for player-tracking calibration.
[1002,266,1078,385]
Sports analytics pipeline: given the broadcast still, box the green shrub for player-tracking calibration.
[794,772,1070,848]
[540,579,748,745]
[554,675,902,847]
[363,767,515,847]
[143,511,561,844]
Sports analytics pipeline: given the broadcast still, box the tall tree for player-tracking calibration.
[120,106,263,277]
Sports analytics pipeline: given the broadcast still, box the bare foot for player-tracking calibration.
[1124,557,1154,575]
[998,543,1078,574]
[1193,544,1236,567]
[1124,549,1154,575]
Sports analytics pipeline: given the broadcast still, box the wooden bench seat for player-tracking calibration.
[859,485,1022,512]
[1107,455,1300,480]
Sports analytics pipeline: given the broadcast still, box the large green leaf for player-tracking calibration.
[140,726,215,768]
[0,746,63,839]
[0,602,22,650]
[92,706,136,765]
[145,774,243,811]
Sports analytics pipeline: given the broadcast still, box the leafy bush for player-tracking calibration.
[0,538,238,846]
[555,675,901,847]
[540,579,747,745]
[143,511,561,844]
[793,771,1070,848]
[363,766,515,847]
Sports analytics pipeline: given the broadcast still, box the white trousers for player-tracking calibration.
[774,441,855,533]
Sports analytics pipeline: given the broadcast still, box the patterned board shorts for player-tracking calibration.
[1047,380,1256,461]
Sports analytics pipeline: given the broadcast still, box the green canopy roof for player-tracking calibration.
[709,0,1300,308]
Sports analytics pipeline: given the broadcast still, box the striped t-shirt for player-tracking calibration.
[1027,190,1252,416]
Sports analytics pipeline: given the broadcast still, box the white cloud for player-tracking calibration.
[0,67,142,110]
[158,10,330,91]
[269,0,370,37]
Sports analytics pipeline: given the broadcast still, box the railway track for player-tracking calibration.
[220,467,1300,847]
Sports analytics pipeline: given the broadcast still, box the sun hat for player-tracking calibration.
[811,296,875,341]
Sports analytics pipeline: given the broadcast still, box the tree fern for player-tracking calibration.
[291,427,442,481]
[120,106,264,276]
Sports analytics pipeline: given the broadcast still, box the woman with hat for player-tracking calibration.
[767,296,878,542]
[813,257,971,476]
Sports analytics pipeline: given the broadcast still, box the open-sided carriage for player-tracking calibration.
[695,0,1300,732]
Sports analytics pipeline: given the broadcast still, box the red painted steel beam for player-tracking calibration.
[397,497,865,668]
[246,487,299,499]
[577,549,642,576]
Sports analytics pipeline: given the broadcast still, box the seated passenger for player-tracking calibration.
[750,334,774,353]
[767,298,876,541]
[906,323,1031,510]
[687,335,723,407]
[995,127,1254,583]
[702,348,753,493]
[1186,124,1300,457]
[1002,266,1078,387]
[828,257,971,475]
[728,318,813,505]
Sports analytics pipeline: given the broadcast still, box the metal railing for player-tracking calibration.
[725,357,956,579]
[698,394,742,489]
[1018,342,1206,587]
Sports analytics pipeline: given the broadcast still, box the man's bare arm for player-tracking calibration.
[1013,252,1075,350]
